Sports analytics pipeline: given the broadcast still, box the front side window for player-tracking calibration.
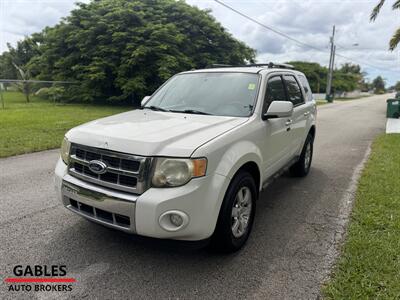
[145,72,260,117]
[284,75,304,106]
[263,76,286,113]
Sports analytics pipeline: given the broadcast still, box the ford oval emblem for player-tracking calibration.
[88,160,108,174]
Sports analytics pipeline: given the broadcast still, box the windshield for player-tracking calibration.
[145,72,260,117]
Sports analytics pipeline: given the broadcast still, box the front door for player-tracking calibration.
[260,75,293,178]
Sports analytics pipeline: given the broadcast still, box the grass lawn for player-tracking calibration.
[323,134,400,299]
[316,100,329,106]
[335,95,372,101]
[316,94,374,105]
[0,91,130,158]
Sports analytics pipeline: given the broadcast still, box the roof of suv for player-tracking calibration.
[184,67,262,74]
[182,66,304,75]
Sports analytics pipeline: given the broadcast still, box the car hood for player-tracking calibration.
[67,109,248,157]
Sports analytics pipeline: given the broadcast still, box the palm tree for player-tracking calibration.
[370,0,400,50]
[12,62,32,103]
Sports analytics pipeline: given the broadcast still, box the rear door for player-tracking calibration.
[283,74,309,155]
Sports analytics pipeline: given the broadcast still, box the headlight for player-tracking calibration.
[152,158,207,187]
[60,137,71,165]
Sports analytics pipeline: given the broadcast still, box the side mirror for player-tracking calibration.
[263,101,293,120]
[141,96,151,107]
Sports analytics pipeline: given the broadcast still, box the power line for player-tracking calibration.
[334,53,398,73]
[213,0,399,73]
[213,0,325,53]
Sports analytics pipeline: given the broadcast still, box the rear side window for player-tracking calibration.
[283,75,304,106]
[264,76,286,113]
[298,75,313,102]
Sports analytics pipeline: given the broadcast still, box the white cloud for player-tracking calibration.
[188,0,400,85]
[0,0,87,51]
[0,0,399,84]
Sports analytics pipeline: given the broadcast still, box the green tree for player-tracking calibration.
[12,62,33,102]
[287,61,327,93]
[288,61,365,93]
[333,63,364,92]
[360,80,373,92]
[372,75,386,93]
[0,52,16,80]
[0,35,42,79]
[25,0,255,105]
[394,81,400,91]
[371,0,400,50]
[340,63,361,75]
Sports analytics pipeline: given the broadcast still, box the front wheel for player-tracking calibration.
[209,171,257,253]
[290,133,314,177]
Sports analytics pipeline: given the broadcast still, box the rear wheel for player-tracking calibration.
[210,171,257,253]
[290,133,313,177]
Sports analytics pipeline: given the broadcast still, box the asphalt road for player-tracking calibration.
[0,94,389,299]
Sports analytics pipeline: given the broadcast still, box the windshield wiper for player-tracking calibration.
[170,109,213,115]
[144,106,170,112]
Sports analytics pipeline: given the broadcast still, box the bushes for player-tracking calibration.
[1,0,255,106]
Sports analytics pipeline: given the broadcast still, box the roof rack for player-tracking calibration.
[267,62,295,70]
[210,64,234,68]
[208,62,295,70]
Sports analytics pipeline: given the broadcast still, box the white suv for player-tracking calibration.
[55,63,316,252]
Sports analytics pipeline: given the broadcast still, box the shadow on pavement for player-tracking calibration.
[42,167,330,298]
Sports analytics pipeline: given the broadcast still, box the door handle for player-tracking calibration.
[304,111,310,116]
[285,119,292,126]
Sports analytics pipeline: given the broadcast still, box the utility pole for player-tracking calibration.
[326,25,335,102]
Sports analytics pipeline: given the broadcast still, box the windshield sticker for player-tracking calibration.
[248,83,256,90]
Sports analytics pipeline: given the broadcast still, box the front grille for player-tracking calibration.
[69,199,131,228]
[68,144,151,194]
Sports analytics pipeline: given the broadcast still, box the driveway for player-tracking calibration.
[0,94,388,299]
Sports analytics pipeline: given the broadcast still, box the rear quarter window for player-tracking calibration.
[298,74,313,102]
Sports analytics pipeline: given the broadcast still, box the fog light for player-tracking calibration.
[158,210,189,232]
[170,214,183,227]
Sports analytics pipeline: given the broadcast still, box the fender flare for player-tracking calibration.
[214,140,263,191]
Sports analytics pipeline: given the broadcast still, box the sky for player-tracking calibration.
[0,0,399,85]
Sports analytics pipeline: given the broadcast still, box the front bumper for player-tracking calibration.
[61,175,138,233]
[55,158,229,241]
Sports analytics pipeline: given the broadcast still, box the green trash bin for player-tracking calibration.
[387,99,400,118]
[325,94,334,103]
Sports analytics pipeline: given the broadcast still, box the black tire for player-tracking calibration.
[290,133,313,177]
[209,171,257,253]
